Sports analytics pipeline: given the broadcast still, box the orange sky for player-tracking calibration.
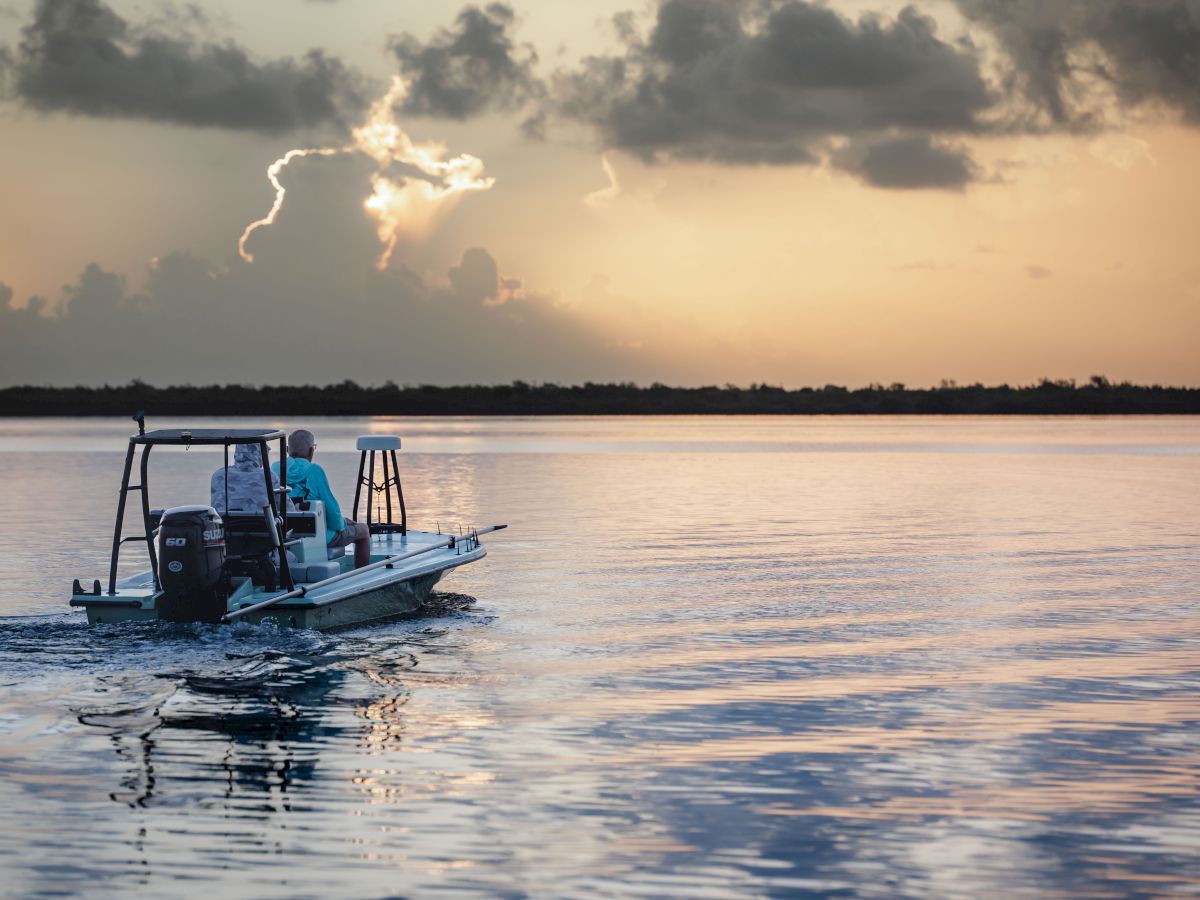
[0,0,1197,386]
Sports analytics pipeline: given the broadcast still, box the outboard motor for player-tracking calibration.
[156,505,227,623]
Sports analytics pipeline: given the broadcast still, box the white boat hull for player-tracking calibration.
[238,571,443,630]
[71,530,487,631]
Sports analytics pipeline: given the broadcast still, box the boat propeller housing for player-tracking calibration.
[156,505,227,623]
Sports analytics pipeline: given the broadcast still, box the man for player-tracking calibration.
[211,442,290,516]
[213,442,294,589]
[272,429,371,568]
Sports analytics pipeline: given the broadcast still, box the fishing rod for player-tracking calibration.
[221,524,507,624]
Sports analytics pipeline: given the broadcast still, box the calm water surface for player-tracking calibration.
[0,416,1197,897]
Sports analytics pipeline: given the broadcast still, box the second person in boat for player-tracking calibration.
[273,428,372,569]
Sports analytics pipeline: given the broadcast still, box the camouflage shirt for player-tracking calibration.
[210,443,292,515]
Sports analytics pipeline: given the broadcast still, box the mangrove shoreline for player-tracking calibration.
[1,378,1197,416]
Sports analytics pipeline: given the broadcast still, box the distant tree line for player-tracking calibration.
[0,377,1196,416]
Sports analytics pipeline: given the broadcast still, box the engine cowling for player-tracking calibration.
[155,505,227,622]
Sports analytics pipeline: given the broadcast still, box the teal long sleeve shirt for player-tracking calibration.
[271,457,346,543]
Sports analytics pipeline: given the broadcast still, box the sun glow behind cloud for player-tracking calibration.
[237,147,344,264]
[584,153,620,208]
[238,77,494,269]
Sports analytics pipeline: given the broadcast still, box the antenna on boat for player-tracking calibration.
[132,410,145,436]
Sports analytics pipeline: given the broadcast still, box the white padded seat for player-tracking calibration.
[356,435,401,451]
[303,561,341,582]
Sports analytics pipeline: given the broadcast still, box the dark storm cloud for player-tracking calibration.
[956,0,1200,128]
[540,0,1200,187]
[389,3,541,119]
[4,0,368,132]
[832,136,976,190]
[552,0,993,170]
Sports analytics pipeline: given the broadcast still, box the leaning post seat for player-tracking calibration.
[353,435,407,536]
[222,511,281,558]
[239,501,345,582]
[283,501,327,563]
[221,507,286,591]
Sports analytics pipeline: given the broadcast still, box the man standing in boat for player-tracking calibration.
[272,429,371,569]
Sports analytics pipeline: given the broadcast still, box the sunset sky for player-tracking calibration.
[1,0,1197,387]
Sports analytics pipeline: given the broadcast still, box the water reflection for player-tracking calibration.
[51,596,495,873]
[0,417,1198,896]
[75,651,336,819]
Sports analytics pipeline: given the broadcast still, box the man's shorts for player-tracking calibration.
[328,521,360,548]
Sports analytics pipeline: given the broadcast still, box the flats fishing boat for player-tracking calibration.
[70,419,505,629]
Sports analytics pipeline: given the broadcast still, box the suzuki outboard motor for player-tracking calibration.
[156,505,227,623]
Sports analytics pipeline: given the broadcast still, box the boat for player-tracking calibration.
[69,419,505,629]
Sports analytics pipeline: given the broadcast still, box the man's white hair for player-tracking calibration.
[288,429,316,457]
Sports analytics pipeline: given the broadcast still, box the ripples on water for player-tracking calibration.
[0,416,1198,897]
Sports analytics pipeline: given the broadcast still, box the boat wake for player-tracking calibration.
[0,591,489,820]
[0,590,482,687]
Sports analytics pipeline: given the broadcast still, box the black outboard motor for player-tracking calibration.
[156,505,227,623]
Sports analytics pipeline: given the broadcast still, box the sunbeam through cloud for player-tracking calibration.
[238,77,494,269]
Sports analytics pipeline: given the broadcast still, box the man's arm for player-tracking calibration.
[209,469,223,509]
[268,463,295,511]
[311,465,343,524]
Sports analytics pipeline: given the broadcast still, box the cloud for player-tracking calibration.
[4,0,369,132]
[0,247,647,386]
[1026,264,1053,279]
[237,78,496,271]
[537,0,1200,189]
[551,0,992,173]
[446,246,525,308]
[0,41,11,94]
[0,156,653,386]
[832,136,976,190]
[389,3,541,119]
[584,153,621,207]
[1088,133,1156,170]
[956,0,1200,129]
[447,246,502,304]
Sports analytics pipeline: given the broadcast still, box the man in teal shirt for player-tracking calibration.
[272,429,371,568]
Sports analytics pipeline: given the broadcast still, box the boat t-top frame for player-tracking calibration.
[109,420,292,595]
